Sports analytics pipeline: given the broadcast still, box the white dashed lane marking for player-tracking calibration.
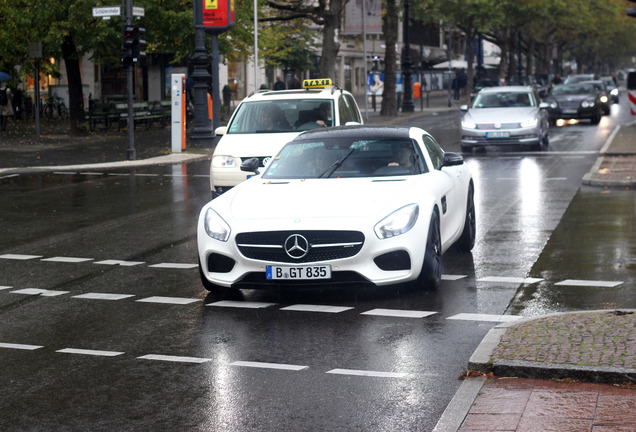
[72,293,136,301]
[148,263,198,269]
[0,286,12,290]
[447,313,521,323]
[138,354,212,364]
[94,260,145,267]
[555,279,623,288]
[41,257,94,263]
[280,304,354,313]
[442,274,467,281]
[477,276,543,284]
[207,300,276,309]
[326,369,408,378]
[361,309,437,319]
[230,361,309,371]
[136,296,200,305]
[0,254,43,260]
[0,342,44,350]
[56,348,125,357]
[11,288,69,297]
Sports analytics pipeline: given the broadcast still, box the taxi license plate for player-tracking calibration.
[266,265,331,280]
[486,131,510,138]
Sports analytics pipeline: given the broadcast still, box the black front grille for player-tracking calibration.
[236,230,364,263]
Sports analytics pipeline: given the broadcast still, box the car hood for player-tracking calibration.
[218,177,428,221]
[551,93,592,102]
[214,131,302,158]
[465,107,537,123]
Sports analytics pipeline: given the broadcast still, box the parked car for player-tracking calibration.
[197,125,475,291]
[209,79,363,198]
[600,76,620,104]
[460,86,550,152]
[546,83,604,124]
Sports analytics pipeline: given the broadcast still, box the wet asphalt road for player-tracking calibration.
[0,101,634,431]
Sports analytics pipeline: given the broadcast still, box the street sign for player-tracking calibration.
[133,6,145,17]
[92,6,121,18]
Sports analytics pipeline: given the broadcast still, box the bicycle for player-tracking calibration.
[43,95,68,120]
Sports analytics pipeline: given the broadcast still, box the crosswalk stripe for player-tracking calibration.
[230,361,308,371]
[206,300,276,309]
[138,354,211,363]
[447,313,521,323]
[56,348,125,357]
[326,369,408,378]
[280,304,353,313]
[0,342,43,350]
[136,296,200,305]
[361,309,437,318]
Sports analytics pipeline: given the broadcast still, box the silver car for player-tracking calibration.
[460,86,550,153]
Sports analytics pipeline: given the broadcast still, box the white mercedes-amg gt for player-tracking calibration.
[197,125,475,291]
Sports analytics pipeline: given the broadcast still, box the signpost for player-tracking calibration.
[92,6,121,19]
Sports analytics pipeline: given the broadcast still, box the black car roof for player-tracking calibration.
[294,125,413,141]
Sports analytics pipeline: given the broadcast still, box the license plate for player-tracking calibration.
[266,265,331,280]
[562,109,577,114]
[486,131,509,138]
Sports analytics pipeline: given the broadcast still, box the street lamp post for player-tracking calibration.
[400,0,414,113]
[191,0,214,146]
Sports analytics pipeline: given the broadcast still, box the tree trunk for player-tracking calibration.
[381,0,398,116]
[319,0,345,79]
[61,35,85,133]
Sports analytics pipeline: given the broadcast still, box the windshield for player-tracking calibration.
[227,99,334,134]
[471,91,535,108]
[262,138,426,179]
[552,84,594,96]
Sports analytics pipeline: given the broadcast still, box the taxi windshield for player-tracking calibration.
[227,100,334,134]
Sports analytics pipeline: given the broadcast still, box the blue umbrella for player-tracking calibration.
[0,71,11,82]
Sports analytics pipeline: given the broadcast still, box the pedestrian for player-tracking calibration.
[222,84,232,110]
[452,73,460,101]
[274,76,286,91]
[291,77,301,89]
[0,82,13,131]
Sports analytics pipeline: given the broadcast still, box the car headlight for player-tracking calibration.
[461,119,477,129]
[550,101,558,109]
[204,208,231,242]
[611,89,618,96]
[600,95,608,104]
[520,117,538,128]
[212,155,237,168]
[374,204,419,239]
[581,100,595,108]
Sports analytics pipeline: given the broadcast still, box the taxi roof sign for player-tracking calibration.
[303,78,333,89]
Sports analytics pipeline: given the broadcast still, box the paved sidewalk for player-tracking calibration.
[434,310,636,432]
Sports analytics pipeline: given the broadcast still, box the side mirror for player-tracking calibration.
[459,105,469,111]
[539,102,549,110]
[240,158,260,175]
[442,152,464,167]
[215,126,228,136]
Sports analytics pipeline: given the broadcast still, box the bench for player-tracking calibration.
[115,102,165,130]
[87,102,115,131]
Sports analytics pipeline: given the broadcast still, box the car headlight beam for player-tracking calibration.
[204,208,231,242]
[374,204,419,239]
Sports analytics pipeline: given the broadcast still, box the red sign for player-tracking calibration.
[203,0,235,31]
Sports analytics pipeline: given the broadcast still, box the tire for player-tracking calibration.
[417,212,442,289]
[590,114,601,125]
[198,258,219,292]
[44,103,54,120]
[457,184,476,251]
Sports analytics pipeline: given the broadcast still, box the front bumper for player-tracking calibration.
[461,127,541,147]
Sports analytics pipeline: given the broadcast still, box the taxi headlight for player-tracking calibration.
[374,204,419,239]
[461,120,477,129]
[204,208,231,242]
[520,117,538,128]
[212,155,237,168]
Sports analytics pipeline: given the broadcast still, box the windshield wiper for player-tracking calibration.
[319,147,356,178]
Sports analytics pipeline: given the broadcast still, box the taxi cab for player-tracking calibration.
[209,79,364,197]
